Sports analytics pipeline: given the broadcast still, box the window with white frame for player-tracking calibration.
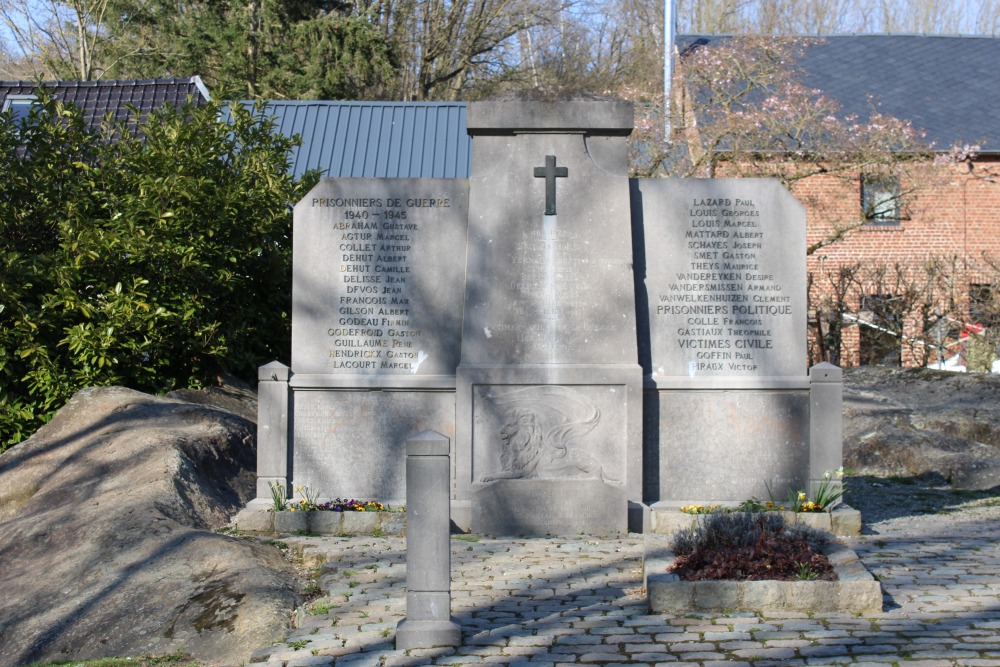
[2,94,38,124]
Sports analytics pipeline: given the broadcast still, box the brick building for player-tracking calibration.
[680,34,1000,369]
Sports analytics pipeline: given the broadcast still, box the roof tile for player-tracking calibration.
[0,77,210,131]
[680,34,1000,153]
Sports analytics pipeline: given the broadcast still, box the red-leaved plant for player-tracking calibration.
[670,511,835,581]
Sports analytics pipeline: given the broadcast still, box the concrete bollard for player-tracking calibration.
[809,362,843,506]
[250,361,290,509]
[395,430,462,650]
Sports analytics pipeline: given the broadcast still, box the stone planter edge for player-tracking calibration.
[651,505,862,537]
[233,508,406,536]
[645,542,883,614]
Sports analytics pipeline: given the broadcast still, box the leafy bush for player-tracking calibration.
[0,95,318,450]
[670,511,834,581]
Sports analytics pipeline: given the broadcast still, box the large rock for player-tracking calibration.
[844,367,1000,489]
[0,386,301,667]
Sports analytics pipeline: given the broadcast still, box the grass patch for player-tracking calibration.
[27,652,197,667]
[308,599,335,615]
[451,534,481,542]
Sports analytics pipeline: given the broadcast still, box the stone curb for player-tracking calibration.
[651,504,862,537]
[234,509,406,536]
[645,540,882,614]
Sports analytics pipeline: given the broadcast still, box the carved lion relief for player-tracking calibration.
[477,385,620,484]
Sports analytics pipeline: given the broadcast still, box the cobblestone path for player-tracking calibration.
[251,507,1000,667]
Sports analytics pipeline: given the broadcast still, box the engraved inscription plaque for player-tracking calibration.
[292,390,456,501]
[658,391,809,501]
[292,178,469,376]
[639,179,807,379]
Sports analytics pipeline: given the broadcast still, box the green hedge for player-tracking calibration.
[0,96,317,449]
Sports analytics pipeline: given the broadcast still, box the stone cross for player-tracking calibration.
[533,155,568,215]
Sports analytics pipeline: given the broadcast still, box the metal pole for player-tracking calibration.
[664,0,676,139]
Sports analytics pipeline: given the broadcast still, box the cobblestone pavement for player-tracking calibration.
[251,506,1000,667]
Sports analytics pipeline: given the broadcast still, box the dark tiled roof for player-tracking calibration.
[223,101,471,179]
[0,76,211,129]
[679,34,1000,153]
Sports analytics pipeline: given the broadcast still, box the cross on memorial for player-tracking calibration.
[533,155,568,216]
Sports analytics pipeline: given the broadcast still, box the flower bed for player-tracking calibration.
[645,510,881,613]
[645,541,882,614]
[233,506,405,536]
[234,484,405,535]
[670,512,834,582]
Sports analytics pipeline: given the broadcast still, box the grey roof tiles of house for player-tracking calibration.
[225,100,471,179]
[0,76,211,129]
[679,34,1000,154]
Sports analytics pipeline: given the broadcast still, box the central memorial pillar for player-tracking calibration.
[455,101,643,536]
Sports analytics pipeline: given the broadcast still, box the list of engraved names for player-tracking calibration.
[315,195,448,373]
[656,197,790,375]
[487,221,629,357]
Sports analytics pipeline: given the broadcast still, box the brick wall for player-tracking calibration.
[799,157,1000,367]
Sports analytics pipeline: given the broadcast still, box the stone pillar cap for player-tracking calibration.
[810,362,843,382]
[258,361,290,382]
[467,101,633,135]
[407,430,450,457]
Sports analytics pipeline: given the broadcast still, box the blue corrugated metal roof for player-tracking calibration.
[228,101,471,179]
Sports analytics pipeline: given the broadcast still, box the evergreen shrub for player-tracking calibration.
[0,94,318,449]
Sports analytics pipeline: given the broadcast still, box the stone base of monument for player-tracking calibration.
[472,479,626,537]
[629,500,651,533]
[649,504,862,537]
[233,506,405,536]
[644,541,882,614]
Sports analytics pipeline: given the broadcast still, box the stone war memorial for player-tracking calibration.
[251,99,844,536]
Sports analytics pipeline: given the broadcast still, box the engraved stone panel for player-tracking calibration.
[471,385,626,485]
[472,479,625,536]
[292,390,456,502]
[656,391,809,502]
[292,178,468,377]
[635,179,806,379]
[460,105,637,366]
